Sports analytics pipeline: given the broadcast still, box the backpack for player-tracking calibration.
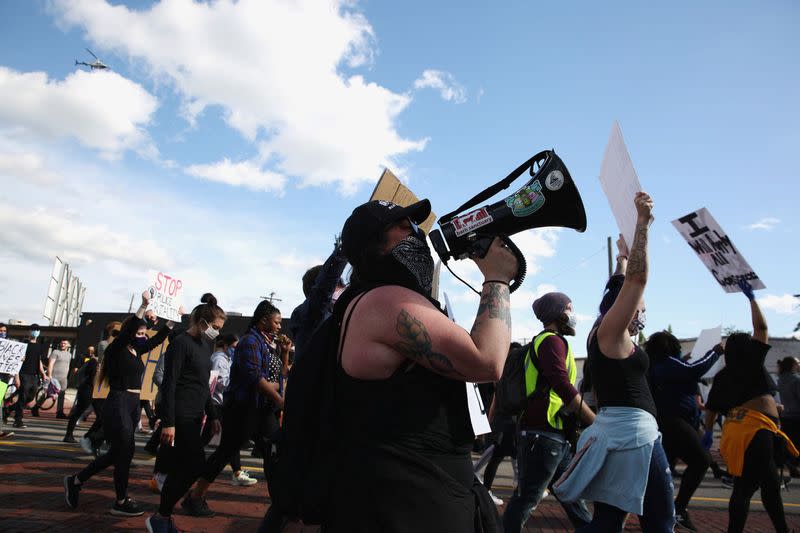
[494,342,533,416]
[266,290,369,524]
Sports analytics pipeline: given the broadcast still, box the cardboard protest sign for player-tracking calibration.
[370,168,437,233]
[0,338,27,375]
[147,271,184,322]
[599,121,651,249]
[672,208,765,293]
[687,326,725,379]
[92,330,170,401]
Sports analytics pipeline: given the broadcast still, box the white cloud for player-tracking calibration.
[0,67,157,158]
[0,201,172,270]
[757,293,799,315]
[52,0,426,193]
[0,151,60,185]
[185,158,287,194]
[748,217,780,230]
[413,69,467,104]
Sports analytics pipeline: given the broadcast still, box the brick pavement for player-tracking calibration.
[2,402,799,532]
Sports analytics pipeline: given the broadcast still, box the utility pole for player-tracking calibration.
[607,236,613,278]
[260,292,282,304]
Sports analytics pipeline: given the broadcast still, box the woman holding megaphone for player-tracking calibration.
[554,192,676,533]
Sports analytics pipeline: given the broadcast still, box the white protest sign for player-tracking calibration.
[0,338,28,375]
[443,292,492,436]
[147,270,184,321]
[688,326,726,380]
[599,121,651,249]
[672,208,765,293]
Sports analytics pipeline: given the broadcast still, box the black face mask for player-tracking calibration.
[358,234,434,296]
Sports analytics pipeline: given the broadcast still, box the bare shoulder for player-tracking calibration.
[349,285,436,317]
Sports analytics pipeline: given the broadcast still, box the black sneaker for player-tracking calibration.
[181,495,215,517]
[64,475,80,509]
[146,513,180,533]
[110,497,144,517]
[63,435,77,443]
[721,475,735,488]
[675,508,697,532]
[13,420,26,429]
[56,412,68,419]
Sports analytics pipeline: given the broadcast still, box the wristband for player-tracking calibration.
[617,255,628,260]
[483,280,510,286]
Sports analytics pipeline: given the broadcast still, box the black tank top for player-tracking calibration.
[334,291,474,486]
[588,332,657,417]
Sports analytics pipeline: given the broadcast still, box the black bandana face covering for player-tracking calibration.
[390,235,435,295]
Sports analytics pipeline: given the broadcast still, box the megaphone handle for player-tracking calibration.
[499,235,526,294]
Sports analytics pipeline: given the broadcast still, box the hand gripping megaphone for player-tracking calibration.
[429,150,587,293]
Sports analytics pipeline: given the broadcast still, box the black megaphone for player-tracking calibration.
[429,150,587,293]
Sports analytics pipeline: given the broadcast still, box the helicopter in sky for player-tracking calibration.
[75,48,108,70]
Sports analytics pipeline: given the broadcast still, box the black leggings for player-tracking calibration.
[729,429,788,533]
[158,416,206,516]
[659,416,710,510]
[140,400,156,427]
[201,417,242,473]
[65,387,93,437]
[201,401,277,484]
[76,390,139,501]
[483,421,516,490]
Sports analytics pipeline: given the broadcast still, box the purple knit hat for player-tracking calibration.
[532,292,571,324]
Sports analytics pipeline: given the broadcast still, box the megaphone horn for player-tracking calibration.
[429,150,587,293]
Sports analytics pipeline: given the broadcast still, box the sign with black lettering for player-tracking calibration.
[672,208,765,293]
[0,338,27,375]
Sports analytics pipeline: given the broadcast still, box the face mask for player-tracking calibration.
[628,310,646,336]
[226,346,235,358]
[31,330,40,339]
[204,324,219,341]
[564,312,577,330]
[132,336,149,350]
[392,234,434,294]
[0,332,6,339]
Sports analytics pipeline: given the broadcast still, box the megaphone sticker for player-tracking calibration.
[545,170,565,191]
[505,180,545,217]
[452,207,494,237]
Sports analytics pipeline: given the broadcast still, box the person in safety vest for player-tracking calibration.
[503,292,596,533]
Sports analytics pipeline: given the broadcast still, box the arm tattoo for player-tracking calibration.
[393,309,465,378]
[475,282,512,328]
[626,222,649,277]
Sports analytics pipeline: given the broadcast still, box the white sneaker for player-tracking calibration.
[541,489,550,499]
[231,469,258,486]
[489,490,503,505]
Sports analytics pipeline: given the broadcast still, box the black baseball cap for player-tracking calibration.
[341,199,431,265]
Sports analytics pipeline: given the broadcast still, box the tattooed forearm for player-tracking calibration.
[393,310,465,378]
[474,282,511,329]
[626,222,649,279]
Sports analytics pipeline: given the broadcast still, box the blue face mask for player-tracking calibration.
[0,332,6,339]
[31,330,40,339]
[226,346,235,358]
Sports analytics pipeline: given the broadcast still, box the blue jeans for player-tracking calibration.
[503,431,591,532]
[577,439,675,533]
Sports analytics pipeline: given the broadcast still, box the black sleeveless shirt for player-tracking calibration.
[588,332,657,418]
[334,288,474,486]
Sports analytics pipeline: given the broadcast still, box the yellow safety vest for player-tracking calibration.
[524,331,577,430]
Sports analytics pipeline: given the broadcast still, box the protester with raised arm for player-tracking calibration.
[554,192,675,533]
[64,290,174,517]
[705,279,797,533]
[325,199,517,532]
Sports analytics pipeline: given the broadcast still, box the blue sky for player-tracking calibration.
[1,0,798,355]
